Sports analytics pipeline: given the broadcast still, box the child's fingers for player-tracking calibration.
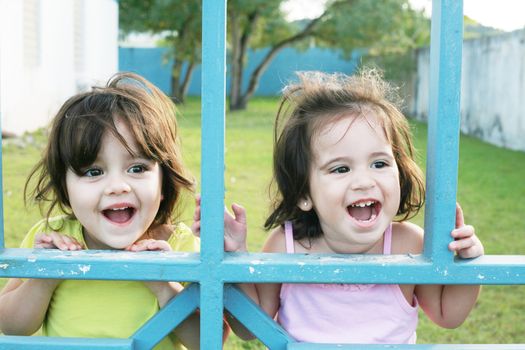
[47,232,71,250]
[451,224,475,239]
[34,233,52,248]
[191,221,201,236]
[455,202,465,228]
[147,240,171,251]
[231,203,247,225]
[193,205,201,221]
[127,239,152,251]
[59,234,84,250]
[128,239,171,252]
[448,237,475,252]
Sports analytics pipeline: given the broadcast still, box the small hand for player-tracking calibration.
[125,239,172,252]
[191,194,248,252]
[34,232,84,250]
[448,203,484,259]
[224,203,248,252]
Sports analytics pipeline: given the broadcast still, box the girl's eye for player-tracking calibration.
[128,164,147,174]
[372,161,388,169]
[331,166,350,174]
[83,168,103,177]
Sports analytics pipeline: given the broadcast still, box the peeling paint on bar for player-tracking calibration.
[78,265,91,274]
[0,263,9,269]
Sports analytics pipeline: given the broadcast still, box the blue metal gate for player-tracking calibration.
[1,1,524,349]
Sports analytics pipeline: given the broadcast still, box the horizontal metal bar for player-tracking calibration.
[0,248,201,281]
[221,253,525,285]
[1,249,525,285]
[0,336,133,350]
[288,344,525,350]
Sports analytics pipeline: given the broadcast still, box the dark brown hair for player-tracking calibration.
[264,69,425,241]
[25,72,194,226]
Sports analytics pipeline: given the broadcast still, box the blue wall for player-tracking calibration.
[119,47,360,96]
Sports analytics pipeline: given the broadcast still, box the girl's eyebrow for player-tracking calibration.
[369,151,395,159]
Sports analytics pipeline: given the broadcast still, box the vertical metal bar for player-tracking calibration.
[423,0,464,263]
[201,0,227,349]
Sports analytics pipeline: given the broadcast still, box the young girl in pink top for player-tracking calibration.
[193,69,484,344]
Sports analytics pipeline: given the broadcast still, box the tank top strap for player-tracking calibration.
[284,221,295,253]
[383,223,393,254]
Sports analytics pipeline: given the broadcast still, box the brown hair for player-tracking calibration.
[264,69,425,241]
[25,72,194,226]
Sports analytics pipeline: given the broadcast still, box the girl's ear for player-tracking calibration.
[297,196,313,211]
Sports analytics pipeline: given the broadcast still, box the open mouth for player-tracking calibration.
[347,200,381,223]
[102,207,136,224]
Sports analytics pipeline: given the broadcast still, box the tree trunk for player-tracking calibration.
[229,10,259,111]
[171,59,184,103]
[180,60,195,101]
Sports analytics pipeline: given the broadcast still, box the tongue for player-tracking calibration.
[348,206,373,221]
[104,208,133,223]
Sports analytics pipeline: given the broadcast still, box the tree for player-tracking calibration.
[119,0,429,109]
[227,0,430,110]
[119,0,201,103]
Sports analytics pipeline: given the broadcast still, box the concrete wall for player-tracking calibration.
[412,29,525,152]
[0,0,118,136]
[119,47,360,97]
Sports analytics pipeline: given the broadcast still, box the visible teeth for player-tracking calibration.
[351,201,374,208]
[110,208,128,211]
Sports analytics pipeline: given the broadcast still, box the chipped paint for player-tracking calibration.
[248,267,255,274]
[0,263,9,269]
[477,274,485,280]
[78,265,91,274]
[27,255,37,262]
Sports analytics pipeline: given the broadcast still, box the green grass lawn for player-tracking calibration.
[1,97,524,346]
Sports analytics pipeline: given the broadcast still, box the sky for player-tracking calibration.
[282,0,525,32]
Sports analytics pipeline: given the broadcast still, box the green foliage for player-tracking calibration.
[2,98,524,346]
[119,0,201,62]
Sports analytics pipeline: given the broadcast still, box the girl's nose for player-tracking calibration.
[350,170,375,191]
[104,174,132,195]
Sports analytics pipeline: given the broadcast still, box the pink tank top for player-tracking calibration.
[277,222,418,344]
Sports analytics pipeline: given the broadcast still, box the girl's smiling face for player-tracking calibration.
[65,117,163,250]
[303,112,401,253]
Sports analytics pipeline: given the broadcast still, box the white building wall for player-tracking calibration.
[412,29,525,152]
[0,0,118,136]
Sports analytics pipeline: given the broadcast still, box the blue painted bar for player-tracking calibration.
[224,284,295,350]
[0,336,133,350]
[1,250,525,284]
[201,0,227,348]
[288,344,525,350]
[200,279,225,350]
[200,0,226,264]
[220,253,525,284]
[423,0,464,263]
[0,248,200,281]
[131,283,200,350]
